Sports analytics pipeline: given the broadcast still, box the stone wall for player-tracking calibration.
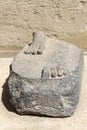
[0,0,87,51]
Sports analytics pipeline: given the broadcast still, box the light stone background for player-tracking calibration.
[0,0,87,51]
[0,55,87,130]
[0,0,87,129]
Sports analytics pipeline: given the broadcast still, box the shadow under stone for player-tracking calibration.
[1,77,16,113]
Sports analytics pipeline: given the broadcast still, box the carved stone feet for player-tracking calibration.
[8,31,84,117]
[24,31,47,55]
[41,64,68,78]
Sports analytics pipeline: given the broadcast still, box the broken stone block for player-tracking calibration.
[8,31,84,117]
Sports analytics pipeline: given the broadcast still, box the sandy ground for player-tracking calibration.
[0,55,87,130]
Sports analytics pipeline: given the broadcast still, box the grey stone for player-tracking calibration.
[8,31,84,117]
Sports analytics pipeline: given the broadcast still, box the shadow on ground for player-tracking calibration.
[1,77,16,113]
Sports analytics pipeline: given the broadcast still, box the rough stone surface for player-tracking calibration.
[1,56,87,130]
[8,31,84,117]
[0,0,87,51]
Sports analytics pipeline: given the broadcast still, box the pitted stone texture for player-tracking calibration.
[8,32,84,117]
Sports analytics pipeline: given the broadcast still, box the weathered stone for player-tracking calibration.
[8,31,84,117]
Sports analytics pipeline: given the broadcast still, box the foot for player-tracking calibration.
[24,31,47,55]
[41,64,68,79]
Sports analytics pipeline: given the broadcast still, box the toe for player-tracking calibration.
[57,66,63,77]
[51,67,57,78]
[63,68,67,76]
[41,67,50,78]
[37,50,42,55]
[58,70,63,77]
[37,44,45,55]
[31,47,37,55]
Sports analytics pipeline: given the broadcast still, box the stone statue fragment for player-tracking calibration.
[8,31,84,117]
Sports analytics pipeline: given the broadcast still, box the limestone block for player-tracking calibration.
[8,31,84,117]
